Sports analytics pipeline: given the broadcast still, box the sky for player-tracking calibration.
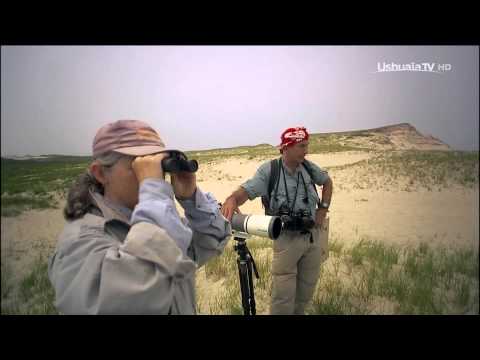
[1,46,478,156]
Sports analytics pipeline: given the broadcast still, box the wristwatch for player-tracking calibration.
[319,201,330,209]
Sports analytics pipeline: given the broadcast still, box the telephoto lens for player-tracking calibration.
[161,151,198,173]
[231,214,282,240]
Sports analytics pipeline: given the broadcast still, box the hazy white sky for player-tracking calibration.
[1,45,478,156]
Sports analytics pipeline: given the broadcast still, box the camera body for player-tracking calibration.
[276,204,315,233]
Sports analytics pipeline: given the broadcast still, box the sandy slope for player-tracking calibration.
[1,151,478,283]
[195,152,478,249]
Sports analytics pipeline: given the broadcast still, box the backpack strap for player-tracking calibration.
[302,159,320,207]
[261,158,281,215]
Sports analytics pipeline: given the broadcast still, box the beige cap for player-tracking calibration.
[92,119,172,158]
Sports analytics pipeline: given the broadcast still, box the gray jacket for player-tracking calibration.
[48,180,231,315]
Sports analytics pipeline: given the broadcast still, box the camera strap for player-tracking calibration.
[281,164,305,214]
[299,171,310,205]
[262,158,321,214]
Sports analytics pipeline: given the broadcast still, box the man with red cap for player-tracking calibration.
[221,126,333,315]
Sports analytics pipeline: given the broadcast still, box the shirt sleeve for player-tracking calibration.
[177,188,232,268]
[131,178,193,256]
[308,161,331,186]
[177,188,231,240]
[240,161,271,200]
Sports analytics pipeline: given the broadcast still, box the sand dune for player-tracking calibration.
[1,151,478,283]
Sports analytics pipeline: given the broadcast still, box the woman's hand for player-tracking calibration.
[132,153,168,184]
[132,152,197,199]
[171,171,197,200]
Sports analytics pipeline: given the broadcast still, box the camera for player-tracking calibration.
[161,150,198,173]
[276,204,315,233]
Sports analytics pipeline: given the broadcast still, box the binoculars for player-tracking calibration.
[161,150,198,173]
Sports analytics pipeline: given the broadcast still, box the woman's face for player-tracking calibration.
[102,156,140,210]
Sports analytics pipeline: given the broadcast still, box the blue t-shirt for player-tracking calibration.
[241,159,330,219]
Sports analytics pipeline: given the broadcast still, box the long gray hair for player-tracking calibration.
[63,152,130,221]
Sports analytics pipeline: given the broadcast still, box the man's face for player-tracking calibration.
[284,140,309,163]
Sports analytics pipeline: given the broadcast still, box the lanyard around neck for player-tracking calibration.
[280,163,310,212]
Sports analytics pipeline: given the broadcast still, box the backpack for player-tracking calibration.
[261,158,320,215]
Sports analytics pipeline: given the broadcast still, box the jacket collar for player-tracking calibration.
[89,189,132,225]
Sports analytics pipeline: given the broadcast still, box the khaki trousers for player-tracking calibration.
[270,217,329,315]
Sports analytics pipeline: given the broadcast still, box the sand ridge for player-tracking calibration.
[1,151,478,282]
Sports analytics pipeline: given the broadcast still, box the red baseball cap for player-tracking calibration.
[92,120,173,158]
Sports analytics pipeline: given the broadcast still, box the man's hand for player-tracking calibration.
[221,188,249,222]
[221,196,241,222]
[132,153,168,184]
[315,208,328,228]
[171,171,197,200]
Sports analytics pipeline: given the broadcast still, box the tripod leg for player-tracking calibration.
[246,258,256,315]
[237,259,251,315]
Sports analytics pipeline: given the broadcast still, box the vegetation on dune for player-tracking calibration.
[1,156,91,216]
[1,256,59,315]
[2,236,477,315]
[328,150,479,191]
[197,236,479,315]
[2,148,478,216]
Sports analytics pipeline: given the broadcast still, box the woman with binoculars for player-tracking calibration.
[48,119,231,315]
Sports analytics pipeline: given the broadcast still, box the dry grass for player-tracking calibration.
[198,236,479,315]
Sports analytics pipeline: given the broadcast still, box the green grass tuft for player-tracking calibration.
[1,256,59,315]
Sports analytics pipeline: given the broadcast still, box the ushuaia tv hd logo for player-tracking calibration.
[375,62,452,74]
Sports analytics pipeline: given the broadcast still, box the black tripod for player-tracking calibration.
[233,232,260,315]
